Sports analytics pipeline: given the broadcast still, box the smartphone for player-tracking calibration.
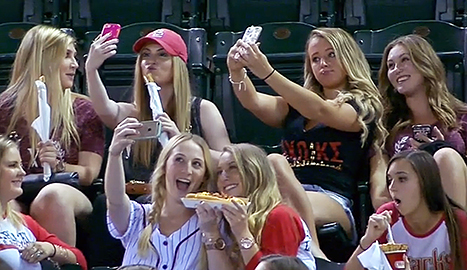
[234,25,263,60]
[412,124,432,142]
[100,23,121,41]
[128,120,162,140]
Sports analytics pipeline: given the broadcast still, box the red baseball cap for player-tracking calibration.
[133,28,188,63]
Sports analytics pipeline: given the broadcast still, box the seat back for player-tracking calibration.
[212,22,316,149]
[354,20,467,101]
[0,22,38,93]
[0,0,43,24]
[344,0,458,31]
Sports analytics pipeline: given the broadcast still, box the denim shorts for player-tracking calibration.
[302,184,357,244]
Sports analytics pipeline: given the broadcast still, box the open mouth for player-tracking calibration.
[224,183,238,192]
[176,178,191,192]
[396,75,409,84]
[394,198,401,206]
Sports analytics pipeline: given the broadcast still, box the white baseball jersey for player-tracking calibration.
[297,219,316,270]
[0,218,41,270]
[377,202,467,270]
[108,201,203,270]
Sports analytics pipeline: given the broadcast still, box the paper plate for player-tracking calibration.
[181,198,227,209]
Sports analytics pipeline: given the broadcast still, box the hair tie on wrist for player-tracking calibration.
[51,244,57,258]
[262,69,275,81]
[359,240,370,251]
[229,68,247,91]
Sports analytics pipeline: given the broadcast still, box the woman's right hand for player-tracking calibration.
[108,118,142,156]
[227,39,247,73]
[196,203,223,236]
[85,33,119,71]
[360,210,392,249]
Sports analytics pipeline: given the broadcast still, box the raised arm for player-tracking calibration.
[227,40,289,128]
[237,41,361,132]
[85,34,137,128]
[199,99,230,163]
[105,118,142,235]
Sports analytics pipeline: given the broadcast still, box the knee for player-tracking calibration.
[30,187,69,216]
[267,153,289,172]
[433,147,464,166]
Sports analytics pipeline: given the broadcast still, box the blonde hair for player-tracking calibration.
[0,25,80,168]
[223,144,282,244]
[378,34,467,143]
[0,136,24,229]
[133,53,192,168]
[137,133,213,257]
[304,28,388,151]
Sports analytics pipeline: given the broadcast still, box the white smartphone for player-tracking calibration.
[235,25,263,60]
[128,120,162,140]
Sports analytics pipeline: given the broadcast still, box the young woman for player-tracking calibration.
[0,25,104,246]
[197,143,316,270]
[346,150,467,270]
[226,27,390,247]
[379,34,467,208]
[0,135,87,270]
[86,28,231,266]
[105,118,229,269]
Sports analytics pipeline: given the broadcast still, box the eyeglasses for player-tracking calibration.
[7,131,21,143]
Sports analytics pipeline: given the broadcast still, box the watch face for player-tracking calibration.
[215,238,226,250]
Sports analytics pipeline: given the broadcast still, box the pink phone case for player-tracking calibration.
[101,23,121,41]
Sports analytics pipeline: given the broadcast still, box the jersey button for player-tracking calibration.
[163,241,168,246]
[162,265,168,269]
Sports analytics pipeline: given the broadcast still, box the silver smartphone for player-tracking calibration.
[128,120,162,140]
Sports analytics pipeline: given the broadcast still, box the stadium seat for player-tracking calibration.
[206,0,339,34]
[0,0,43,24]
[354,20,467,101]
[344,0,460,31]
[0,22,37,93]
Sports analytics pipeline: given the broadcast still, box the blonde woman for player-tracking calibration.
[0,25,104,246]
[0,135,87,269]
[227,27,390,250]
[197,143,316,270]
[105,119,229,269]
[86,28,230,266]
[379,34,467,208]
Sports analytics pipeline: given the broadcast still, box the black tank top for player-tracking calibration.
[123,96,204,182]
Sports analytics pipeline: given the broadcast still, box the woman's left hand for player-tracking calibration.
[156,113,181,138]
[21,242,54,264]
[37,141,58,171]
[221,201,249,237]
[409,126,444,149]
[236,40,274,80]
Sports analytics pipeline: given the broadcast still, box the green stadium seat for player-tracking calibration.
[354,20,466,101]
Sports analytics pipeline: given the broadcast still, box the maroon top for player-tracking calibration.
[0,97,104,174]
[387,114,467,157]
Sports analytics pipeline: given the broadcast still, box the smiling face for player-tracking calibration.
[140,43,174,87]
[0,147,25,206]
[59,43,78,90]
[216,151,244,197]
[386,44,425,97]
[387,158,426,217]
[164,140,206,201]
[307,37,347,92]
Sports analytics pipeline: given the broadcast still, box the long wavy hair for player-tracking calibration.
[388,150,465,270]
[0,25,81,167]
[137,133,213,257]
[223,144,282,244]
[379,34,467,144]
[304,28,387,151]
[0,136,24,229]
[133,51,192,168]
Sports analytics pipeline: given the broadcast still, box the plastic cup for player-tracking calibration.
[380,243,408,270]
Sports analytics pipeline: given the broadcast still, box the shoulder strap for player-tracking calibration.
[190,96,204,137]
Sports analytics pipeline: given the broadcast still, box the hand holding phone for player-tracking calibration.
[234,25,263,60]
[128,120,162,140]
[100,23,121,41]
[412,124,433,143]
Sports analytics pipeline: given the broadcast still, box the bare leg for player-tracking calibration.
[30,183,92,246]
[433,148,467,208]
[268,154,329,260]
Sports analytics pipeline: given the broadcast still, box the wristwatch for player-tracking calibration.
[202,233,226,250]
[239,237,255,250]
